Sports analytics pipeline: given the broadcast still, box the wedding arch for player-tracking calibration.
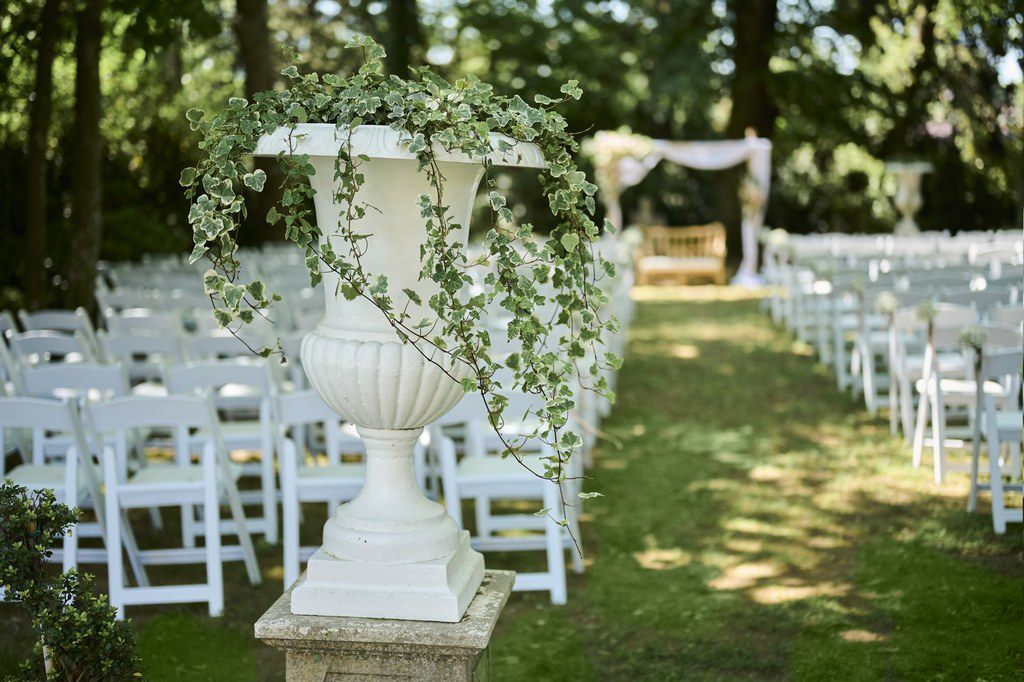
[585,130,772,285]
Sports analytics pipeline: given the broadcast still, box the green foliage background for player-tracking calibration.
[0,0,1020,308]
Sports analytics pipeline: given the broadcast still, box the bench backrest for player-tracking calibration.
[640,223,726,259]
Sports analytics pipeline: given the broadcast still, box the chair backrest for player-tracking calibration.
[991,305,1024,327]
[18,308,95,336]
[99,331,188,383]
[185,334,264,360]
[979,348,1024,382]
[96,288,157,314]
[273,390,348,465]
[0,396,90,471]
[163,360,273,411]
[105,308,185,336]
[8,330,95,364]
[21,363,130,401]
[84,393,226,483]
[929,305,982,349]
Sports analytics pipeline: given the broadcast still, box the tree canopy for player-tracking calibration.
[0,0,1019,309]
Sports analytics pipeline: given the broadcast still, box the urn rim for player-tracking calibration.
[253,123,547,169]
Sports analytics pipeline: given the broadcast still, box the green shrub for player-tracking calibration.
[0,482,141,681]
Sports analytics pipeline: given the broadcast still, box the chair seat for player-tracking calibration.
[5,463,67,488]
[123,462,244,493]
[905,353,966,378]
[457,454,548,483]
[916,378,1008,397]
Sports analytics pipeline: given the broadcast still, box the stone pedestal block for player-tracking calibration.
[255,570,515,681]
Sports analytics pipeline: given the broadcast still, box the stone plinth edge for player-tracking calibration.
[255,570,515,682]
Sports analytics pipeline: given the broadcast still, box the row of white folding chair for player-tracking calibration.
[856,288,1019,420]
[0,393,262,617]
[911,320,1022,485]
[7,355,280,545]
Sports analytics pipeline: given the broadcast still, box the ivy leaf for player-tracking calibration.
[179,167,197,187]
[185,108,204,122]
[243,169,267,192]
[281,65,299,79]
[189,244,208,264]
[560,233,580,252]
[460,376,477,393]
[578,492,603,499]
[559,80,583,100]
[402,288,423,305]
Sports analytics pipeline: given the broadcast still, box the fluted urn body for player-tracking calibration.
[254,124,544,621]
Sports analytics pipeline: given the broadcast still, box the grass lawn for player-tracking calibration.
[2,286,1021,680]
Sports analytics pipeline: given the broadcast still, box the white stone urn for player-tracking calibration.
[885,160,933,236]
[254,124,545,622]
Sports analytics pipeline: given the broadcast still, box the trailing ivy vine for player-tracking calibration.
[182,36,620,521]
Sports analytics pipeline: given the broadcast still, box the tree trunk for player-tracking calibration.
[24,0,62,310]
[66,0,104,314]
[721,0,777,264]
[234,0,281,245]
[384,0,422,77]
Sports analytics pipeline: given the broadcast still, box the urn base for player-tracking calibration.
[290,532,485,622]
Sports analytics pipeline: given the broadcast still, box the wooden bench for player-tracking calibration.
[635,223,727,285]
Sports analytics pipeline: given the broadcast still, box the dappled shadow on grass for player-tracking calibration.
[491,287,1022,681]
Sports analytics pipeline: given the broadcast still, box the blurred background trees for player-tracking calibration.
[0,0,1020,310]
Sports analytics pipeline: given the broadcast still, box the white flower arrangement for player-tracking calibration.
[874,291,899,315]
[958,325,989,351]
[581,129,655,168]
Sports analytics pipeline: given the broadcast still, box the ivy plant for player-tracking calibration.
[181,36,620,522]
[0,482,141,681]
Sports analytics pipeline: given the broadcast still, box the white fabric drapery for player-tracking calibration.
[599,134,772,285]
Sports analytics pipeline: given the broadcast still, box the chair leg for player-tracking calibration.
[544,484,567,605]
[930,379,946,485]
[912,387,929,468]
[968,432,982,513]
[218,446,262,586]
[63,450,79,574]
[103,454,126,620]
[261,425,278,545]
[475,496,491,538]
[987,426,1008,534]
[204,449,224,617]
[282,444,299,590]
[900,378,915,443]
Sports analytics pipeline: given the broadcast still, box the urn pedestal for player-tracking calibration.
[254,124,544,622]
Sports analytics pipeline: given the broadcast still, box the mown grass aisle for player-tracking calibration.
[489,286,1022,681]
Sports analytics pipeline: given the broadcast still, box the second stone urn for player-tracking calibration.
[254,124,545,622]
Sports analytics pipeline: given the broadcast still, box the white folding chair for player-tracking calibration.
[275,390,366,589]
[0,397,101,572]
[18,307,102,361]
[967,347,1023,533]
[911,313,1013,484]
[164,360,278,544]
[432,430,581,605]
[84,394,261,618]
